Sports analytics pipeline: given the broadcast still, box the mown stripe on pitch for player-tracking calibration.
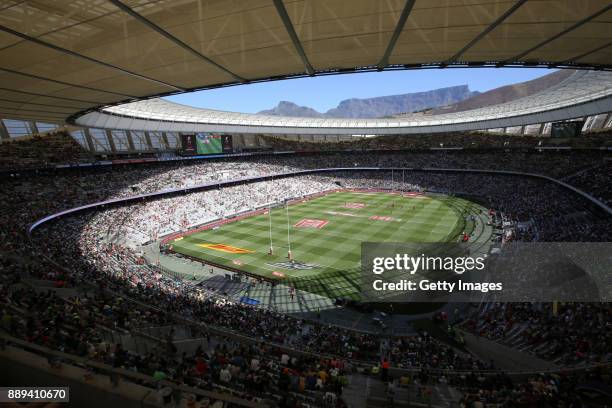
[170,192,467,297]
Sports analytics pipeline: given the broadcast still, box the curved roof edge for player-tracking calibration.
[75,97,612,135]
[74,71,612,135]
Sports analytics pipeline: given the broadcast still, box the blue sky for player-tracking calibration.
[165,68,556,114]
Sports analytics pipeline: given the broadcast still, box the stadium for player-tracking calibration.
[0,1,611,407]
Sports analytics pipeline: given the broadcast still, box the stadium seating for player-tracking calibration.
[260,131,612,152]
[0,130,93,171]
[1,149,611,406]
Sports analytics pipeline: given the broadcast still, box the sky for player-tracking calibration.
[165,68,556,114]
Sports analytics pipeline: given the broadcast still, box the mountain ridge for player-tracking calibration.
[257,85,479,118]
[426,70,575,116]
[256,70,573,119]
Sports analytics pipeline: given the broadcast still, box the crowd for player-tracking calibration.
[328,170,612,242]
[0,274,349,406]
[1,150,611,406]
[457,367,610,407]
[0,130,93,170]
[564,161,612,207]
[35,174,479,367]
[87,176,340,245]
[261,131,612,152]
[3,128,610,172]
[461,302,611,367]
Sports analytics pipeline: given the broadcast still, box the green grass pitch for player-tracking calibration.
[168,191,480,299]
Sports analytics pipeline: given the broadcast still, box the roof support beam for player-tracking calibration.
[105,129,117,153]
[564,40,612,65]
[108,0,246,83]
[272,0,314,76]
[0,97,83,110]
[0,118,9,140]
[0,87,104,104]
[444,0,528,64]
[88,130,110,152]
[0,106,71,115]
[144,131,153,150]
[126,131,135,151]
[377,0,416,70]
[0,67,137,98]
[84,128,96,152]
[161,132,170,150]
[0,24,185,92]
[27,121,39,135]
[505,4,612,63]
[0,112,63,122]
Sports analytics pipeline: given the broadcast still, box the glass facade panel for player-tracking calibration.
[88,128,110,152]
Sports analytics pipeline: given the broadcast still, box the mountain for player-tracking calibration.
[426,70,575,115]
[258,101,324,118]
[327,85,479,118]
[257,85,479,119]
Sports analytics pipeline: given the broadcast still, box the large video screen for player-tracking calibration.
[180,133,197,155]
[196,133,233,154]
[221,134,233,153]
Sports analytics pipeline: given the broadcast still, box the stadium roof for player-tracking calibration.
[0,0,611,125]
[77,70,612,134]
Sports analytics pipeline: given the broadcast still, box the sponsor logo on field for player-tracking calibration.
[272,271,286,278]
[370,215,395,222]
[268,261,320,270]
[198,243,254,254]
[343,202,366,209]
[294,219,329,229]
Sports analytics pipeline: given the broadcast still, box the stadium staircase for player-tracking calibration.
[341,374,460,408]
[460,300,605,368]
[460,329,560,371]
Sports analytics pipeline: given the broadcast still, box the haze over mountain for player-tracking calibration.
[258,85,479,118]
